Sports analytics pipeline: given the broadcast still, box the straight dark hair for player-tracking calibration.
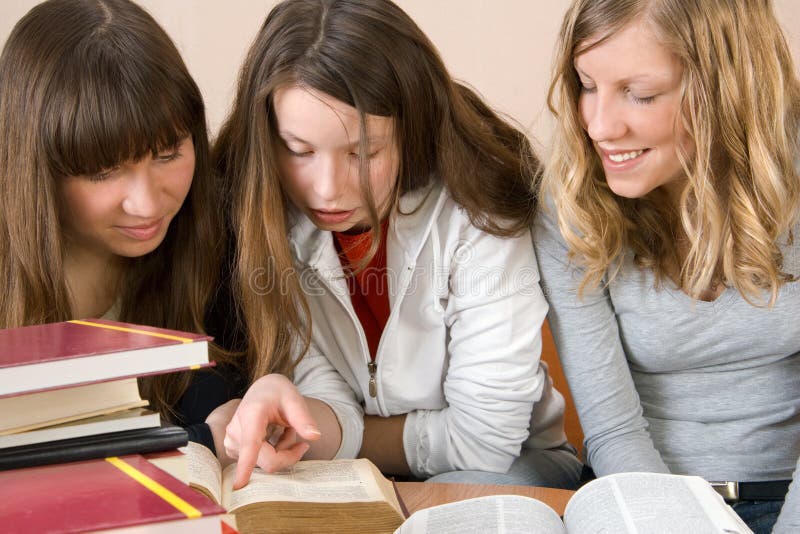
[0,0,225,418]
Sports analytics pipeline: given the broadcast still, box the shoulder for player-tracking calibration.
[532,194,568,255]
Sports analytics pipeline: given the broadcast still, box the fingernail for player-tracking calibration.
[304,424,321,436]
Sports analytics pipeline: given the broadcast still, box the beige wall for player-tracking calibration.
[2,0,800,147]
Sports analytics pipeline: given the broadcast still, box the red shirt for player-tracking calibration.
[333,221,390,360]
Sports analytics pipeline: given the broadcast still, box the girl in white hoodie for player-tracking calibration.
[216,0,581,488]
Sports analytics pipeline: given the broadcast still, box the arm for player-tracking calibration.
[773,455,800,534]
[533,206,668,476]
[401,223,548,477]
[224,341,364,488]
[176,363,249,456]
[292,339,364,460]
[360,414,410,475]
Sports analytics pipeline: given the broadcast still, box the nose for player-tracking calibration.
[581,91,627,142]
[121,163,161,218]
[312,154,348,202]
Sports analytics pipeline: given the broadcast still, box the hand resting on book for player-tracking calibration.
[223,374,324,489]
[205,398,241,466]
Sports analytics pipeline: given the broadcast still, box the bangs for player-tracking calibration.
[572,0,645,57]
[43,44,201,178]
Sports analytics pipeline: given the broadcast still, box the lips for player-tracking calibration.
[310,209,355,225]
[598,147,650,170]
[115,219,164,241]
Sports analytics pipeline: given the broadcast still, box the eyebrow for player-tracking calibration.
[574,66,671,85]
[279,131,386,149]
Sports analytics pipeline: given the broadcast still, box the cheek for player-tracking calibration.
[172,170,194,204]
[277,168,303,205]
[171,155,195,201]
[277,154,309,193]
[647,100,683,144]
[59,182,108,225]
[369,158,398,204]
[678,133,695,159]
[672,111,694,158]
[577,94,592,131]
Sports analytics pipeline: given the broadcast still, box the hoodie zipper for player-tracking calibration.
[368,361,378,397]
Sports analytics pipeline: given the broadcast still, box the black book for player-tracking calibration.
[0,424,188,470]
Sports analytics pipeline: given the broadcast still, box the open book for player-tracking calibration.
[187,442,405,533]
[396,472,752,534]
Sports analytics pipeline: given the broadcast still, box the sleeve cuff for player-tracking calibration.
[326,401,364,460]
[186,422,216,455]
[403,411,424,477]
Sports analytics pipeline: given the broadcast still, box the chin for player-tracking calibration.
[315,218,364,233]
[606,179,654,199]
[114,239,167,259]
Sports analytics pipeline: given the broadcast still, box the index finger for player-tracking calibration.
[229,411,267,490]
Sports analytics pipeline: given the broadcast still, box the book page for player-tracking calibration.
[394,495,565,534]
[186,441,223,505]
[0,376,145,435]
[222,458,386,512]
[564,473,752,534]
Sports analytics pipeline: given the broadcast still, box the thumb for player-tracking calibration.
[280,393,322,441]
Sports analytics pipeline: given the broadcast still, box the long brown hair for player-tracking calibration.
[0,0,224,418]
[545,0,800,304]
[214,0,539,378]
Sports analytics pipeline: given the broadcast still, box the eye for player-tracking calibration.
[156,148,182,162]
[88,166,120,182]
[631,95,656,104]
[576,73,596,94]
[288,148,313,157]
[625,87,656,104]
[349,148,381,159]
[578,82,596,94]
[281,140,312,157]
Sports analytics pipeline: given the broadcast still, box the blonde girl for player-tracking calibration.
[538,0,800,531]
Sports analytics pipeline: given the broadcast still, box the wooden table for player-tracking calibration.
[395,482,574,517]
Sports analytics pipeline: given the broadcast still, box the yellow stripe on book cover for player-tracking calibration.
[68,320,194,344]
[105,457,202,518]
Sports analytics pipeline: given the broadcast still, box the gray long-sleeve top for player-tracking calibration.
[533,207,800,528]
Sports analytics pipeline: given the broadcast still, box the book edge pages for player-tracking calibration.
[186,441,224,506]
[0,407,159,447]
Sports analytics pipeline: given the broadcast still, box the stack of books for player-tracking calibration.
[0,319,211,470]
[0,319,237,532]
[0,454,232,533]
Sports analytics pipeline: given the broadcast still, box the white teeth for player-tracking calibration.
[608,149,644,163]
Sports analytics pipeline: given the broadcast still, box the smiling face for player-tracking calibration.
[273,85,400,233]
[58,136,195,261]
[576,19,691,200]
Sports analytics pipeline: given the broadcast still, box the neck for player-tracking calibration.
[63,245,127,319]
[661,178,687,210]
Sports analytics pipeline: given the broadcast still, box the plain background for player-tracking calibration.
[1,0,799,148]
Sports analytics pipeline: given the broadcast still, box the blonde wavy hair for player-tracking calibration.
[544,0,800,304]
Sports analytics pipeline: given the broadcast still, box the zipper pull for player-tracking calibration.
[368,361,378,397]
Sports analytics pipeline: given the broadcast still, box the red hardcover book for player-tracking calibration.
[0,454,227,533]
[0,319,212,398]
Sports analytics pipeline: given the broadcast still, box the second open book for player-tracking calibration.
[397,471,752,534]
